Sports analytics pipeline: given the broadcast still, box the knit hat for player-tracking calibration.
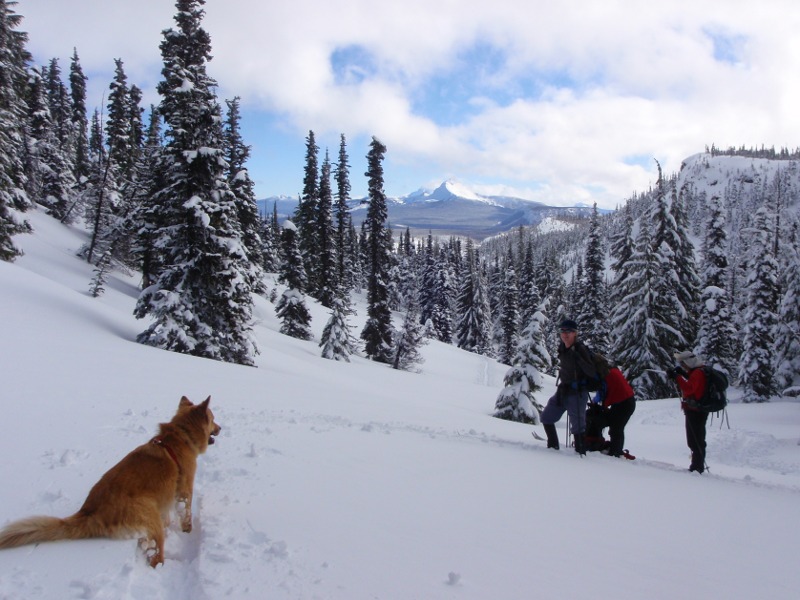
[559,319,578,332]
[674,350,703,369]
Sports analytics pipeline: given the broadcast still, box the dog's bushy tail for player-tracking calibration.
[0,515,91,548]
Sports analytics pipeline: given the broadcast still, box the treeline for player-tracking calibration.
[705,143,800,160]
[2,1,799,409]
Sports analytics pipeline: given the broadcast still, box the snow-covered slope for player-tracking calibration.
[0,209,798,599]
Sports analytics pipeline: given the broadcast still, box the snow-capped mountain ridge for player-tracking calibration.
[260,179,588,239]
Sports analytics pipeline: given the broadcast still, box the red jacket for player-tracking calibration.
[600,367,635,407]
[676,367,707,412]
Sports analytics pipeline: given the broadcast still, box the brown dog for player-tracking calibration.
[0,396,221,567]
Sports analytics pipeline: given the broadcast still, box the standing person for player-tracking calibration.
[541,319,598,455]
[584,365,636,457]
[667,351,708,473]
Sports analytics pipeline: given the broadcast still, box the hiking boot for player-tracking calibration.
[573,433,586,456]
[543,424,559,450]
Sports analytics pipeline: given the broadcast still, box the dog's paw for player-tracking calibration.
[139,538,164,568]
[148,552,164,568]
[181,520,193,533]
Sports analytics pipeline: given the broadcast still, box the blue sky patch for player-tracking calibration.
[704,28,747,65]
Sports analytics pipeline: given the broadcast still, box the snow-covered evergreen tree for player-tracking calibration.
[649,167,690,356]
[0,0,31,260]
[315,150,336,308]
[276,221,312,340]
[106,59,134,181]
[455,239,492,355]
[320,292,358,361]
[696,194,737,375]
[134,0,258,366]
[611,216,673,399]
[497,249,519,365]
[775,220,800,396]
[68,49,90,189]
[494,310,548,424]
[334,133,353,293]
[671,182,700,348]
[223,96,265,293]
[578,203,609,353]
[738,206,779,402]
[392,282,427,372]
[26,66,77,222]
[360,136,394,363]
[295,130,319,295]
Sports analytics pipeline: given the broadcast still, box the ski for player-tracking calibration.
[531,430,547,442]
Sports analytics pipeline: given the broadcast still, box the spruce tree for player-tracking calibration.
[135,0,258,366]
[334,133,353,292]
[392,281,427,372]
[129,106,166,289]
[320,292,358,361]
[738,206,779,402]
[579,203,609,353]
[260,201,280,272]
[494,310,549,424]
[696,194,736,375]
[315,149,336,307]
[0,0,31,260]
[276,221,312,340]
[106,59,133,180]
[429,256,454,342]
[649,166,689,356]
[671,182,700,347]
[497,248,519,365]
[454,239,492,355]
[224,96,265,292]
[68,48,91,187]
[775,220,800,396]
[295,130,319,294]
[360,136,394,362]
[611,217,673,399]
[26,66,77,222]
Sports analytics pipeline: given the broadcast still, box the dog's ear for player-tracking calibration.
[179,396,193,408]
[199,396,211,410]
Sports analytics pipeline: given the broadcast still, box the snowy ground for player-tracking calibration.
[0,209,798,599]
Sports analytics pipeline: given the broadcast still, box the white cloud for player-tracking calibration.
[19,0,800,207]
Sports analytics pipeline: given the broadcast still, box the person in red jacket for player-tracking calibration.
[668,350,708,473]
[584,366,636,457]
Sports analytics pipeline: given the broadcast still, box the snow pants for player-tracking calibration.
[541,388,589,435]
[585,397,636,456]
[685,409,709,472]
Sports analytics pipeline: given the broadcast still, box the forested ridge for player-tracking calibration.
[2,0,798,412]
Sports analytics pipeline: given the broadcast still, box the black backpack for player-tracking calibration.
[687,366,729,413]
[584,352,611,392]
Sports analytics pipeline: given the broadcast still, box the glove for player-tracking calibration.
[666,366,686,379]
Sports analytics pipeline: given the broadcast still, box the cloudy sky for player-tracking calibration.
[18,0,800,208]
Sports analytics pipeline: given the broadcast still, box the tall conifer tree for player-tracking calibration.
[696,194,736,374]
[315,150,336,307]
[360,136,394,363]
[738,206,779,402]
[135,0,257,366]
[224,96,265,292]
[0,0,31,260]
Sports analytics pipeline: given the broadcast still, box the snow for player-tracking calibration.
[534,216,577,234]
[0,208,799,599]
